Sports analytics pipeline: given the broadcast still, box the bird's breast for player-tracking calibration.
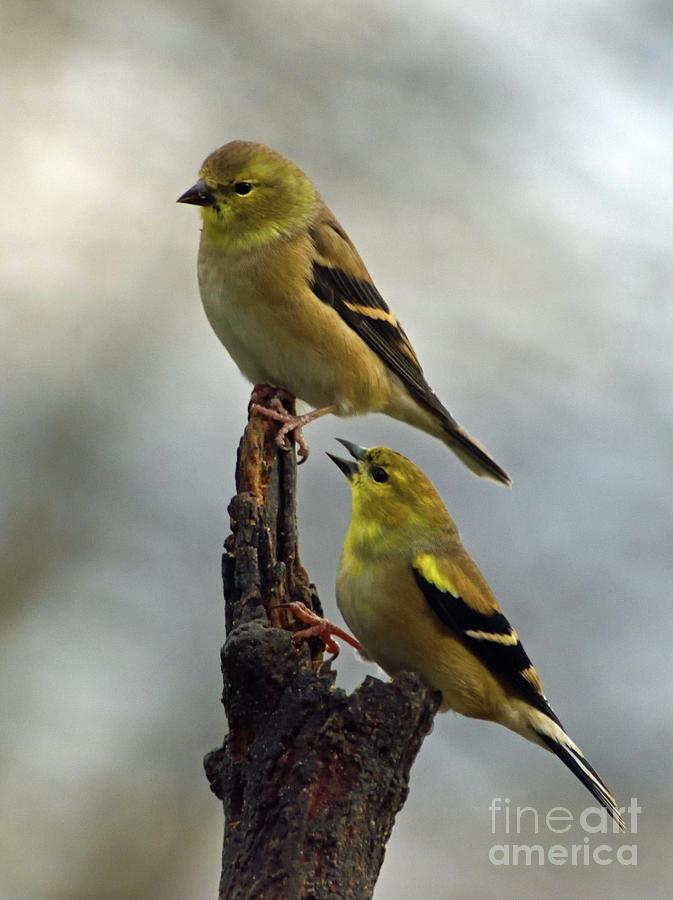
[337,556,441,679]
[196,234,392,412]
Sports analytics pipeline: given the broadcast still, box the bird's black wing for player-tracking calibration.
[311,261,451,421]
[411,560,563,726]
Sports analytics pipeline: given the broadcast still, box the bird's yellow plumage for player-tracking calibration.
[328,440,624,828]
[178,140,510,482]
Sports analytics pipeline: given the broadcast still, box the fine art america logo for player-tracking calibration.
[488,798,640,866]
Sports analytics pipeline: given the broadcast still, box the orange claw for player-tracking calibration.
[251,403,337,464]
[282,601,363,659]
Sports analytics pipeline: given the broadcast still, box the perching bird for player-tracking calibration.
[326,439,624,828]
[177,140,510,484]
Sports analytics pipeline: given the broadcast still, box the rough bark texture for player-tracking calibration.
[204,392,440,900]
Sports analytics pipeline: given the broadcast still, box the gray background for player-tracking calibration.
[3,1,671,897]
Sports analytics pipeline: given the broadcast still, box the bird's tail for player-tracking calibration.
[439,417,512,487]
[529,713,625,830]
[385,382,511,485]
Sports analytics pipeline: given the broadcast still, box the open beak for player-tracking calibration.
[327,439,369,480]
[326,453,359,480]
[335,439,367,460]
[176,180,215,206]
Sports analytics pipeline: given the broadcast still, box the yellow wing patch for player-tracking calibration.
[520,665,544,694]
[414,551,500,617]
[414,553,460,599]
[342,301,398,325]
[465,628,520,645]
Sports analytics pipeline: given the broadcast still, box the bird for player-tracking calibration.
[177,140,510,484]
[323,438,624,828]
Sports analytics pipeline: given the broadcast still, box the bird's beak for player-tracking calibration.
[335,438,368,461]
[327,439,368,480]
[177,180,215,206]
[326,453,359,480]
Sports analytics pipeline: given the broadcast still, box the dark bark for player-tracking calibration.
[205,392,440,900]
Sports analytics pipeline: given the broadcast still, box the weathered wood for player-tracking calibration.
[205,392,440,899]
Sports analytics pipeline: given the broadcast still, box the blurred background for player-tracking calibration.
[3,0,672,897]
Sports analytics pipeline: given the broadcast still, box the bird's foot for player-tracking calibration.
[281,601,363,659]
[249,384,294,410]
[251,403,336,464]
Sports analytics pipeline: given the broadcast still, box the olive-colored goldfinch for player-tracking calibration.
[178,141,510,484]
[328,439,623,828]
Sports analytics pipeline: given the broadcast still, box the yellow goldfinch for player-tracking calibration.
[326,439,624,828]
[178,141,510,484]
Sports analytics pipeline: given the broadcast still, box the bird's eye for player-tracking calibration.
[234,182,253,195]
[371,466,389,483]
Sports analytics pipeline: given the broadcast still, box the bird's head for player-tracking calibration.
[177,141,319,252]
[328,441,455,545]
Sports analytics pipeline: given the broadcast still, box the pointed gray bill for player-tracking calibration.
[335,438,368,461]
[326,453,359,480]
[177,180,215,206]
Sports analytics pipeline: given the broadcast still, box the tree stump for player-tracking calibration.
[204,392,440,899]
